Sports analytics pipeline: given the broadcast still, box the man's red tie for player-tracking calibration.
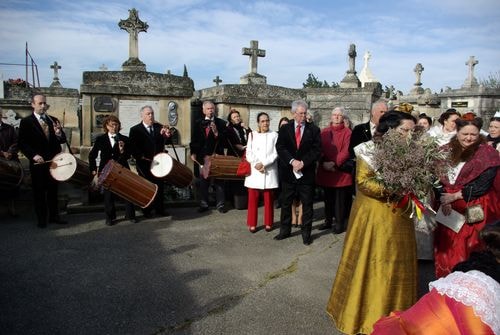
[295,124,301,148]
[205,126,210,138]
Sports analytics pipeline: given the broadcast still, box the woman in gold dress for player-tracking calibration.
[326,111,418,335]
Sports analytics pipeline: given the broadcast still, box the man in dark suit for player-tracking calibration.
[89,115,137,225]
[18,94,67,228]
[274,100,321,245]
[129,105,172,218]
[348,99,388,158]
[189,101,228,213]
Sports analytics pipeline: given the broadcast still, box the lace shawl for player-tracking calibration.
[429,270,500,334]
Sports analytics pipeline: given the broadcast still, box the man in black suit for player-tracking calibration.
[348,99,388,158]
[189,101,228,213]
[18,94,67,228]
[274,100,321,245]
[89,115,137,225]
[129,105,172,218]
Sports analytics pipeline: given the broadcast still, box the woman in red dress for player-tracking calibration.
[434,114,500,278]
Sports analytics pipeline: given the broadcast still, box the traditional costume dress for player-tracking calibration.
[326,141,417,335]
[434,143,500,278]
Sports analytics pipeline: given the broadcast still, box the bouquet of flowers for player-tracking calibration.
[369,128,451,219]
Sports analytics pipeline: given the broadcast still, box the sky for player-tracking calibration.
[0,0,499,94]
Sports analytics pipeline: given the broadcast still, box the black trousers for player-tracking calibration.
[279,181,315,241]
[103,189,135,221]
[30,164,59,225]
[323,186,352,231]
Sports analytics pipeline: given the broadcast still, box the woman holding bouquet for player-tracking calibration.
[326,111,418,335]
[434,115,500,278]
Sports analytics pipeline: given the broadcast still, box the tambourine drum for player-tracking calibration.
[150,153,193,188]
[0,157,24,190]
[208,155,243,180]
[49,153,92,187]
[98,160,157,208]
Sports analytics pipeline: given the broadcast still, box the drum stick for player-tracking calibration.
[34,160,53,165]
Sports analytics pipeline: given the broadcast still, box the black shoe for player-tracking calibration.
[273,233,290,241]
[217,206,227,214]
[105,219,115,226]
[127,217,139,223]
[318,222,332,230]
[198,206,209,213]
[303,237,313,245]
[333,226,345,234]
[50,219,68,225]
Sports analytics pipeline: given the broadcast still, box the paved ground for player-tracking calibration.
[0,196,434,335]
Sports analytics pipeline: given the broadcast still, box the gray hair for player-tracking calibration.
[291,100,308,113]
[332,107,346,116]
[140,105,155,114]
[370,99,388,113]
[202,100,215,108]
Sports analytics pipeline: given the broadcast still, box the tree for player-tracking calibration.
[302,73,338,88]
[479,71,500,89]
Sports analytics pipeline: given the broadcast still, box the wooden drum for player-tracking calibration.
[0,157,24,190]
[208,155,243,180]
[49,153,92,187]
[98,160,158,208]
[150,153,193,188]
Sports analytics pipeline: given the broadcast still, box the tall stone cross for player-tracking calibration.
[50,61,61,81]
[119,8,148,60]
[464,56,479,87]
[414,63,424,86]
[213,76,222,86]
[242,40,266,75]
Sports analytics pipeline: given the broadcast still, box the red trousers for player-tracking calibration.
[247,188,274,227]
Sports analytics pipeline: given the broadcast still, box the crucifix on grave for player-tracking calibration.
[213,76,222,86]
[240,40,267,84]
[463,56,479,88]
[340,44,361,88]
[414,63,424,86]
[50,61,63,88]
[410,63,425,95]
[118,8,149,71]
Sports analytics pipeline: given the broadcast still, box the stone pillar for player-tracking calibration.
[340,44,361,88]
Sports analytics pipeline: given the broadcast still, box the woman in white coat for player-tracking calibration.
[244,112,279,233]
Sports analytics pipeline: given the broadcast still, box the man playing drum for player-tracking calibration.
[190,101,228,213]
[129,105,173,218]
[18,94,67,228]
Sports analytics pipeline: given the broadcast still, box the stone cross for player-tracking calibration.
[213,76,222,86]
[118,8,149,60]
[414,63,424,86]
[99,64,108,71]
[50,61,61,80]
[347,44,357,74]
[242,40,266,74]
[465,56,479,87]
[363,51,371,68]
